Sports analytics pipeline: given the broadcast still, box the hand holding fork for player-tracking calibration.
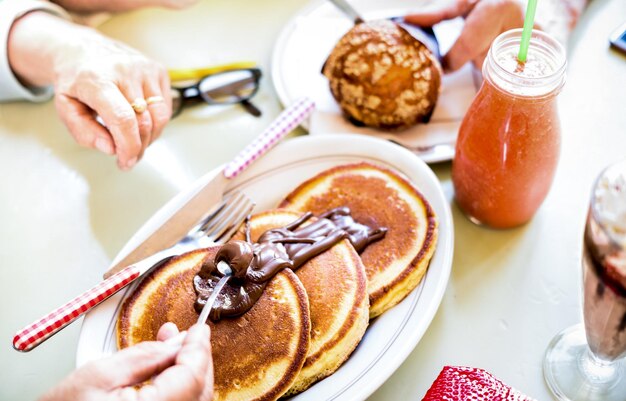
[13,191,254,352]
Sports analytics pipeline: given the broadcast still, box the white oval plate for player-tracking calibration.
[271,0,478,163]
[76,134,453,401]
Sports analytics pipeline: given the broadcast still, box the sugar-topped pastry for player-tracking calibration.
[323,20,442,130]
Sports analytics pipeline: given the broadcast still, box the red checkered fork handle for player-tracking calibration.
[13,265,140,352]
[223,97,315,179]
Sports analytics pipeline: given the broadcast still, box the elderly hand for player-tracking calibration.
[8,12,172,170]
[52,28,172,170]
[40,323,214,401]
[406,0,526,72]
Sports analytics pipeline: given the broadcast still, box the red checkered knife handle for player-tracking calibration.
[13,265,140,352]
[223,97,315,179]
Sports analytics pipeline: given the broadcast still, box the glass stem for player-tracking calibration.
[579,347,620,385]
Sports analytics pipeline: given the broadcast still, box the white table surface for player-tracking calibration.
[1,0,625,400]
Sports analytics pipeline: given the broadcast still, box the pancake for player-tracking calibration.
[117,248,311,401]
[232,210,369,395]
[279,162,438,318]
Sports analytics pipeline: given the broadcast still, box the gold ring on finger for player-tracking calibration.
[131,98,148,114]
[146,95,165,105]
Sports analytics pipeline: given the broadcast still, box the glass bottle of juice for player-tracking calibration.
[452,29,567,229]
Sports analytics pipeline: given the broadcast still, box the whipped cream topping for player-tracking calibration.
[594,165,626,248]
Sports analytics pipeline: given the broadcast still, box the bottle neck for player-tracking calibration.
[483,29,567,99]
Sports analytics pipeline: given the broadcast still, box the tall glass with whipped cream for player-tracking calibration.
[583,161,626,361]
[544,160,626,401]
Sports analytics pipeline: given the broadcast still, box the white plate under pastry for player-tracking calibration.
[271,0,479,163]
[76,134,453,401]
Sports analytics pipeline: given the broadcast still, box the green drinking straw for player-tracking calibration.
[518,0,538,63]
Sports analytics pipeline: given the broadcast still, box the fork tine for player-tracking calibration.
[206,196,255,244]
[186,194,230,237]
[207,197,254,244]
[213,200,255,244]
[200,192,246,234]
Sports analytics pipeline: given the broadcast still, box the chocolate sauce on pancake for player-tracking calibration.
[193,207,386,320]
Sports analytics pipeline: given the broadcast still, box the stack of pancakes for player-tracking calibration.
[118,162,438,400]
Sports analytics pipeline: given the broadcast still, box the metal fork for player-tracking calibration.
[12,191,254,352]
[158,190,255,258]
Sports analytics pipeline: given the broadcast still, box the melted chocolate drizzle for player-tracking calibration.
[193,207,387,321]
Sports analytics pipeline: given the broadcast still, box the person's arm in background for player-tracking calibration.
[4,2,172,170]
[536,0,588,44]
[406,0,588,72]
[40,323,214,401]
[49,0,197,13]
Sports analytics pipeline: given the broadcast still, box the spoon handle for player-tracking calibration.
[197,273,231,324]
[328,0,364,24]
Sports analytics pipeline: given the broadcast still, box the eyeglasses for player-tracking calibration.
[171,68,262,118]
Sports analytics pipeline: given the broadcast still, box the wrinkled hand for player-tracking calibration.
[406,0,526,71]
[40,323,213,401]
[52,29,172,170]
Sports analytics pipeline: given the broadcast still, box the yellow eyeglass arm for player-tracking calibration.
[168,61,257,82]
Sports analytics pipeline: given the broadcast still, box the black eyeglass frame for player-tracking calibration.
[171,67,263,118]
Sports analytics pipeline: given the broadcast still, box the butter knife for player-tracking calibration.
[105,96,315,278]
